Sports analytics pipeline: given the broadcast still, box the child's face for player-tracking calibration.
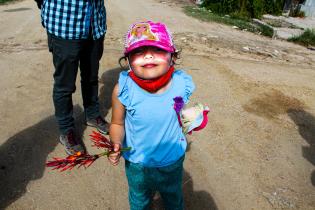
[129,46,172,80]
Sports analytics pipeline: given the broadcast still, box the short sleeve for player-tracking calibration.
[181,71,195,103]
[117,71,130,107]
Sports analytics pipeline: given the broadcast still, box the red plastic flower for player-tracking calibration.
[46,152,100,172]
[90,131,114,150]
[46,131,131,172]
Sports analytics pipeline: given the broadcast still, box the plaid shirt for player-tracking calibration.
[41,0,106,40]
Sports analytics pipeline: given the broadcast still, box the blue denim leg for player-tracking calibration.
[125,161,153,210]
[155,156,184,210]
[125,156,184,210]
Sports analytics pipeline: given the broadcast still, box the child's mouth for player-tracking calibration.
[142,64,157,68]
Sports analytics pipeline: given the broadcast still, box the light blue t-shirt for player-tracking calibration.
[118,70,195,167]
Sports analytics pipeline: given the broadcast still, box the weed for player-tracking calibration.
[184,6,274,37]
[0,0,17,4]
[288,29,315,47]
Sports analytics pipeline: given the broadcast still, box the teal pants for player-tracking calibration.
[125,156,184,210]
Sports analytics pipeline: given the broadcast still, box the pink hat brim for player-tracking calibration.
[124,40,175,55]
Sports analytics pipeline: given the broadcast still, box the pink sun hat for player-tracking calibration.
[124,20,176,55]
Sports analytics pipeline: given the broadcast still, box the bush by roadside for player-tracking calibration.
[184,6,274,37]
[288,29,315,47]
[0,0,16,4]
[201,0,285,19]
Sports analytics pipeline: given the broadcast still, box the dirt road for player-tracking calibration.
[0,0,314,209]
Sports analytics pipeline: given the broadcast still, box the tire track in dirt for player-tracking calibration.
[206,57,315,209]
[177,50,315,209]
[0,39,47,53]
[173,32,315,68]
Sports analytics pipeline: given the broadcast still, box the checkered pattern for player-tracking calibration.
[41,0,106,40]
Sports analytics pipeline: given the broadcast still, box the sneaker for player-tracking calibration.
[86,116,109,135]
[59,130,85,155]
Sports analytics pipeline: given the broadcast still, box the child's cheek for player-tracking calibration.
[130,57,143,67]
[129,55,143,65]
[155,53,171,62]
[155,56,171,63]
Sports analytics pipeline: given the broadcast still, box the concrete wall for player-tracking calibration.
[300,0,315,17]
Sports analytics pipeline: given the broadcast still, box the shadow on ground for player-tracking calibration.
[99,67,123,117]
[0,106,85,209]
[152,170,218,210]
[288,109,315,186]
[183,170,218,210]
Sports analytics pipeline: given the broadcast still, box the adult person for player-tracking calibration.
[35,0,108,155]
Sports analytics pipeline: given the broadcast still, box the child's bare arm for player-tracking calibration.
[108,84,125,166]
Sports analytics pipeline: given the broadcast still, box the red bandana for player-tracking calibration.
[129,66,175,93]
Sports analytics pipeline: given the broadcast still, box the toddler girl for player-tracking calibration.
[109,20,195,210]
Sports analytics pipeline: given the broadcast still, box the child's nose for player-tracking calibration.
[143,50,153,59]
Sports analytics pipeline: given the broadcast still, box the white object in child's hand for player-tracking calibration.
[181,103,210,135]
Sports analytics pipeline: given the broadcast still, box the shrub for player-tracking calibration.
[0,0,15,4]
[201,0,285,18]
[184,6,274,37]
[288,29,315,47]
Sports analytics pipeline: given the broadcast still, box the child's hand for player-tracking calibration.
[108,143,121,166]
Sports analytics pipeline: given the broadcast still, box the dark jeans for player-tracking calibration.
[125,156,185,210]
[47,33,104,134]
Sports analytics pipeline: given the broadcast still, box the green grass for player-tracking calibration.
[184,6,273,37]
[288,29,315,47]
[0,0,16,4]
